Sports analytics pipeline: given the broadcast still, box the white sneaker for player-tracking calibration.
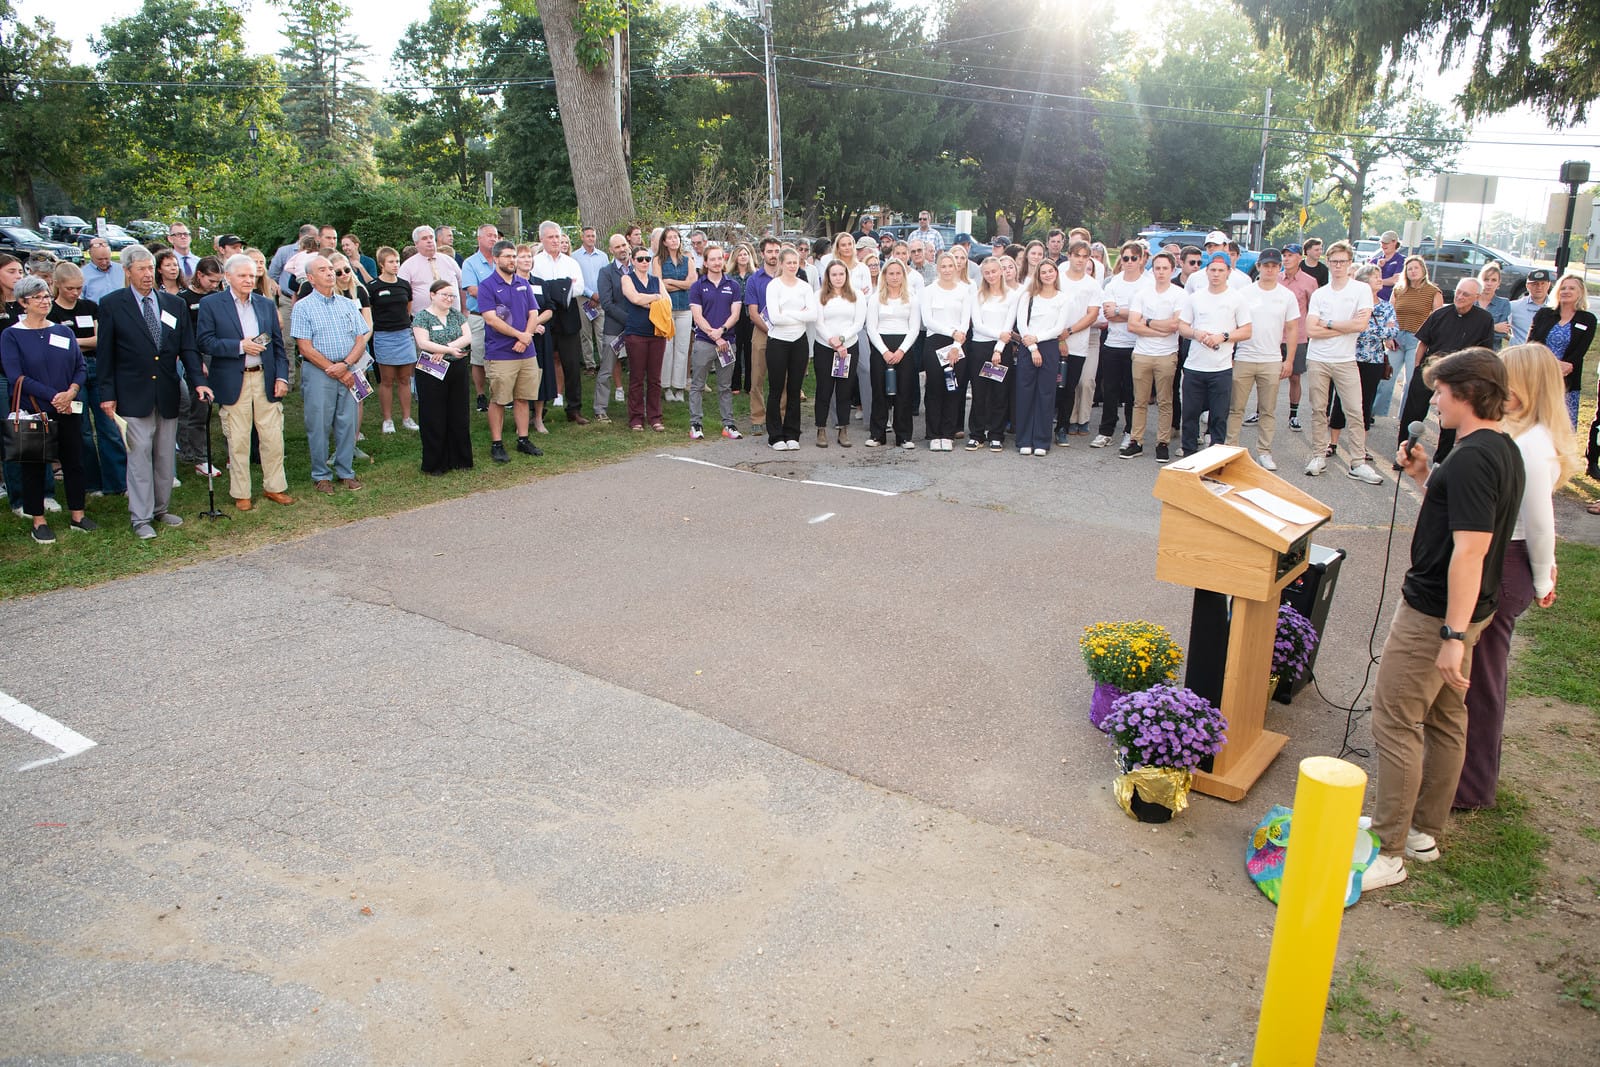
[381,419,396,434]
[401,417,419,431]
[1090,434,1110,448]
[615,387,625,402]
[1405,827,1440,863]
[1019,447,1034,456]
[785,439,800,450]
[1121,433,1132,449]
[901,440,915,450]
[171,476,182,488]
[864,438,881,447]
[1348,461,1384,485]
[42,497,62,513]
[194,462,221,477]
[1258,452,1277,472]
[552,394,565,407]
[771,441,786,451]
[1361,852,1407,890]
[1305,455,1326,476]
[689,425,704,440]
[721,426,743,440]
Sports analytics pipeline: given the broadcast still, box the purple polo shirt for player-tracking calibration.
[689,274,743,344]
[477,270,541,361]
[1373,248,1404,302]
[743,267,774,328]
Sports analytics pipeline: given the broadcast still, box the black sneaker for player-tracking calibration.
[1055,428,1070,446]
[1118,441,1144,459]
[69,516,99,532]
[490,440,510,463]
[964,437,980,451]
[30,523,56,544]
[515,436,543,457]
[476,394,489,413]
[1155,443,1170,462]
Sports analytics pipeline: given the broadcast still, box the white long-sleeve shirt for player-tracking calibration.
[970,287,1020,342]
[920,282,972,339]
[1017,289,1072,341]
[1513,423,1559,598]
[810,292,867,348]
[764,277,817,342]
[867,294,920,353]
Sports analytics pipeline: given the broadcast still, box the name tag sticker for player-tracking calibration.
[528,283,542,297]
[49,332,70,349]
[1577,322,1590,331]
[76,315,94,329]
[160,311,177,329]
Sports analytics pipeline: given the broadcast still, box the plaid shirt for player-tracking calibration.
[291,289,371,361]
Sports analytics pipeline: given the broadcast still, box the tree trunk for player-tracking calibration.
[1347,161,1369,243]
[10,166,40,230]
[538,0,635,234]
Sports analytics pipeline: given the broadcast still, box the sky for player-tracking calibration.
[22,0,1600,243]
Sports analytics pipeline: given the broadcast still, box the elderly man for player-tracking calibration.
[459,223,501,412]
[25,251,57,280]
[397,225,464,316]
[572,225,610,373]
[197,254,294,510]
[1396,276,1496,465]
[97,245,211,538]
[290,255,371,493]
[82,239,125,303]
[529,220,591,424]
[1508,268,1553,346]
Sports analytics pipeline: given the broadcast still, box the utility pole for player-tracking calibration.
[758,0,784,237]
[615,0,632,168]
[1253,86,1272,249]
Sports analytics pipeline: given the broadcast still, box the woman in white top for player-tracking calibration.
[810,260,866,447]
[1455,342,1581,808]
[763,247,817,449]
[866,259,922,449]
[967,256,1019,450]
[919,253,973,451]
[1014,259,1072,455]
[826,232,873,297]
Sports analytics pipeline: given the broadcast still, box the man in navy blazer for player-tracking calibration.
[197,253,295,510]
[99,244,211,539]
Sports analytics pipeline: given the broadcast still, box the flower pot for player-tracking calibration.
[1089,682,1125,730]
[1112,761,1194,823]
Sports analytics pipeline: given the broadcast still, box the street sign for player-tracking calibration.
[1434,173,1497,204]
[1298,208,1308,227]
[1251,193,1278,202]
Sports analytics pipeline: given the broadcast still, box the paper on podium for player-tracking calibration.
[1236,487,1322,527]
[1224,496,1288,533]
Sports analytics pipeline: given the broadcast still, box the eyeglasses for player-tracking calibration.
[1120,255,1140,262]
[1327,258,1352,266]
[22,292,51,301]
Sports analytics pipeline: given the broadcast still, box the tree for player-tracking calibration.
[92,0,293,221]
[380,0,494,191]
[480,10,576,219]
[1237,0,1600,124]
[940,0,1114,239]
[0,2,103,228]
[272,0,380,165]
[1293,97,1467,242]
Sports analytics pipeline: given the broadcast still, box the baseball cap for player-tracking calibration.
[1205,230,1228,245]
[1202,251,1231,267]
[217,233,243,247]
[1282,243,1303,255]
[1256,248,1283,265]
[953,232,972,245]
[1527,268,1553,283]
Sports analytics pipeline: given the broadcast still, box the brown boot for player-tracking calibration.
[837,427,851,448]
[816,428,828,448]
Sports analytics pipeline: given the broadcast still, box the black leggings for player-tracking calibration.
[923,333,962,439]
[869,333,914,444]
[812,341,856,428]
[968,339,1013,442]
[765,335,808,444]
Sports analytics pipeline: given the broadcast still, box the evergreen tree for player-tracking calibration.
[272,0,379,165]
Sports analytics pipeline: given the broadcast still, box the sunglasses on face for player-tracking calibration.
[635,255,652,263]
[1120,255,1140,262]
[335,268,351,276]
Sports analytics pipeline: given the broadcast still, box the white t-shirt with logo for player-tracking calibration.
[1180,286,1252,372]
[1236,283,1301,364]
[1130,284,1184,357]
[1305,281,1375,363]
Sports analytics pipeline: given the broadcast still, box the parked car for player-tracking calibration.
[878,222,993,261]
[1413,239,1530,299]
[0,225,85,264]
[1141,228,1258,276]
[124,219,171,241]
[1354,238,1380,259]
[38,214,93,243]
[81,223,141,252]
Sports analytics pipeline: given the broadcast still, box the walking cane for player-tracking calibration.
[197,400,227,520]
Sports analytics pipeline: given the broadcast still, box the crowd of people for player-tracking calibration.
[2,214,1597,546]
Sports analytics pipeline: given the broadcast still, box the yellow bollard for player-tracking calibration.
[1252,756,1368,1066]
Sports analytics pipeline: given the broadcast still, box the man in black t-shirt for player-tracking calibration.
[1364,347,1524,891]
[1396,278,1496,463]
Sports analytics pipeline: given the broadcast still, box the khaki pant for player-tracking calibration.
[1227,360,1282,451]
[579,307,605,369]
[221,370,287,500]
[1307,359,1367,460]
[1071,327,1100,424]
[1130,353,1175,445]
[749,326,769,423]
[1371,601,1491,855]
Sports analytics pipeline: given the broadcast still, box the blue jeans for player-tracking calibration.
[78,357,128,494]
[301,365,357,481]
[1181,367,1233,455]
[1372,330,1416,417]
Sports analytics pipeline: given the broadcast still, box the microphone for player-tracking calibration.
[1403,420,1425,462]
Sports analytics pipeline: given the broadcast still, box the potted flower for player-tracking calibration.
[1100,684,1228,822]
[1080,621,1184,729]
[1271,604,1319,700]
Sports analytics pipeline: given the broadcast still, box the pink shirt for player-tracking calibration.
[1280,267,1319,322]
[396,253,464,314]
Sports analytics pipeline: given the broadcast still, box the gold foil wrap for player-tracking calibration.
[1113,766,1194,819]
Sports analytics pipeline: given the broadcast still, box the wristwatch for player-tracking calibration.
[1439,625,1466,641]
[1222,330,1231,343]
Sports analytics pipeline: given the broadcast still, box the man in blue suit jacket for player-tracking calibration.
[99,245,211,539]
[197,253,295,510]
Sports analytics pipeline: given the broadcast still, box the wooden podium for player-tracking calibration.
[1152,445,1331,801]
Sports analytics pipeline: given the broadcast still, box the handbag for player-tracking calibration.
[649,296,675,339]
[2,376,59,464]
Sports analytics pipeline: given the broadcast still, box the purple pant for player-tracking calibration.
[1454,540,1535,809]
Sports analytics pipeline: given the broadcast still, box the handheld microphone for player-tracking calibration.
[1404,420,1425,462]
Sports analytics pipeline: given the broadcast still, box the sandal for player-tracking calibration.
[651,422,666,433]
[1587,500,1600,515]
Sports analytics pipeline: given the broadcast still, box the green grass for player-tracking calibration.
[1510,541,1600,711]
[1421,962,1510,998]
[1,368,777,598]
[1558,968,1600,1013]
[1395,790,1547,926]
[1325,955,1427,1048]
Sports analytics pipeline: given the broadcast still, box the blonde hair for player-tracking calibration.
[1394,255,1433,292]
[1554,273,1589,312]
[976,256,1009,302]
[831,232,857,268]
[1500,343,1582,490]
[878,259,908,303]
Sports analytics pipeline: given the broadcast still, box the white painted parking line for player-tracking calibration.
[809,512,836,524]
[657,454,898,497]
[0,691,97,771]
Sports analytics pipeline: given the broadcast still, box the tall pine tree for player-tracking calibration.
[273,0,379,165]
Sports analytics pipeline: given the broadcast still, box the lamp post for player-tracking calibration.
[1556,160,1590,274]
[248,120,259,148]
